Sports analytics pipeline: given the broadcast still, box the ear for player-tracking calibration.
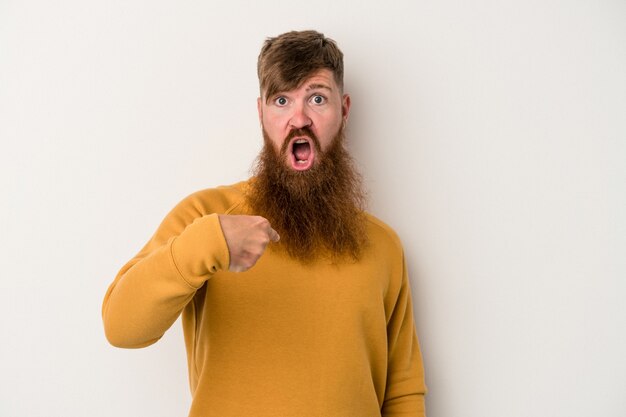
[342,94,351,122]
[257,97,263,124]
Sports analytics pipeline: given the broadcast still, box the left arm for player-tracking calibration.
[382,255,427,417]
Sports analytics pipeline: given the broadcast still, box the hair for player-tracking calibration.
[247,124,368,263]
[257,30,344,101]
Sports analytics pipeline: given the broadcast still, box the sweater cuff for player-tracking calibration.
[170,213,230,288]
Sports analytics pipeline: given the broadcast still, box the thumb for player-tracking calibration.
[268,227,280,242]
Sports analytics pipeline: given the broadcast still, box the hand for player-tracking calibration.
[217,214,280,272]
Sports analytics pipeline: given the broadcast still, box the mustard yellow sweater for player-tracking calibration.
[102,181,426,417]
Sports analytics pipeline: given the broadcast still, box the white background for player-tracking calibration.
[1,1,625,416]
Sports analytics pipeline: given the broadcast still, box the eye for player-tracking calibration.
[274,96,288,106]
[310,95,326,105]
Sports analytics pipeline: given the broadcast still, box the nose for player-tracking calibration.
[288,102,312,129]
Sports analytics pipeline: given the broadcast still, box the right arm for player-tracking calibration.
[102,212,230,348]
[102,194,279,349]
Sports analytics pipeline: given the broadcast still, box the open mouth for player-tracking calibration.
[289,137,315,170]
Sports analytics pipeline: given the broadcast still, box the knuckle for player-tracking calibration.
[242,251,260,265]
[254,216,269,226]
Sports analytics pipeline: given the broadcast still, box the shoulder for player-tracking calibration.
[364,212,404,255]
[362,213,414,306]
[177,180,249,216]
[156,180,249,235]
[361,213,408,300]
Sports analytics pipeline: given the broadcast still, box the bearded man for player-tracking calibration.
[102,30,427,417]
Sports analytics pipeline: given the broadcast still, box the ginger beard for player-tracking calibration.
[247,125,368,263]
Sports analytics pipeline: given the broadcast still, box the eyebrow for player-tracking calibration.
[306,83,332,92]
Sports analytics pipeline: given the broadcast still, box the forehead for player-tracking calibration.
[267,69,339,96]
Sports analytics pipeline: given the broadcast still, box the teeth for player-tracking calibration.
[294,139,307,144]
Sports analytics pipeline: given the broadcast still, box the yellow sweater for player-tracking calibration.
[102,181,426,417]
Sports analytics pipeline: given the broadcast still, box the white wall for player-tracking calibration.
[1,1,624,416]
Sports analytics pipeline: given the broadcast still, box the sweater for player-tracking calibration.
[102,180,426,417]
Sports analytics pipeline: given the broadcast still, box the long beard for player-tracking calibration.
[246,125,368,263]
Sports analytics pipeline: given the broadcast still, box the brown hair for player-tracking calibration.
[257,30,344,102]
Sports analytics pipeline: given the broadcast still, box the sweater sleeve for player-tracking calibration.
[102,205,230,349]
[381,254,427,417]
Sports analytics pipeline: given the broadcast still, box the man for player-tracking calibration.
[103,30,427,417]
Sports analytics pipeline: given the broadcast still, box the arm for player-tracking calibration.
[102,212,230,348]
[381,255,427,417]
[102,186,279,349]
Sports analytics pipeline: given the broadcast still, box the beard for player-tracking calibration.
[246,125,368,263]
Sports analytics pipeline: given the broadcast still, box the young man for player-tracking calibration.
[103,30,427,417]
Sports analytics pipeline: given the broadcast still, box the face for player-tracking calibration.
[257,69,351,171]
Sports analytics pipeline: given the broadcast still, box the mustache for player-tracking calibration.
[279,127,322,155]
